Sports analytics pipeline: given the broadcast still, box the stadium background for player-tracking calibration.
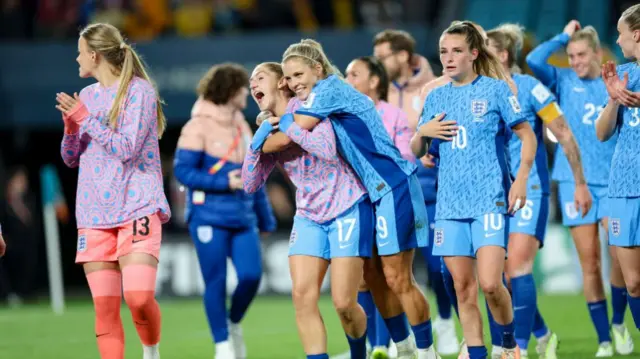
[0,0,639,358]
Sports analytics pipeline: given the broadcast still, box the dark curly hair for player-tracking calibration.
[197,63,249,105]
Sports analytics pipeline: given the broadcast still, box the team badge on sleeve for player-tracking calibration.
[508,96,522,113]
[471,99,488,117]
[611,218,621,237]
[531,83,551,104]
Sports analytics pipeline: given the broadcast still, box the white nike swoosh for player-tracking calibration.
[514,306,528,311]
[517,221,529,227]
[339,244,353,249]
[485,233,497,238]
[379,241,390,247]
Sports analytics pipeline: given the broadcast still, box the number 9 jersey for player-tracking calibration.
[419,76,526,221]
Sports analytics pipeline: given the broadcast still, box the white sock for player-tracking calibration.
[143,343,160,359]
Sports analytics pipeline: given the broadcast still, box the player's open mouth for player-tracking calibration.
[446,66,457,71]
[254,91,265,101]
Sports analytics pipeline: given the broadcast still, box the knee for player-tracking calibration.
[479,276,502,298]
[332,293,357,318]
[454,277,477,303]
[580,256,602,277]
[384,265,413,295]
[292,286,320,312]
[625,277,640,297]
[124,291,154,312]
[237,269,262,289]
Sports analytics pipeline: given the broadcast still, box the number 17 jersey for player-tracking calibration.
[419,76,526,220]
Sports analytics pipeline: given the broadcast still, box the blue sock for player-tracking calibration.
[611,285,628,325]
[627,293,640,330]
[374,308,391,347]
[383,313,411,343]
[511,274,537,351]
[347,332,367,359]
[411,320,434,349]
[588,300,612,343]
[307,355,329,359]
[495,320,516,349]
[532,308,549,338]
[441,258,459,317]
[485,300,502,347]
[430,270,453,319]
[468,345,488,359]
[357,291,377,346]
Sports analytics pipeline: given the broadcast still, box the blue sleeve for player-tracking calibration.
[173,148,230,192]
[295,77,345,120]
[497,81,527,128]
[253,187,277,232]
[525,33,570,91]
[527,78,557,113]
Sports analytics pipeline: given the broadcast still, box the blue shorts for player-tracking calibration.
[558,182,609,226]
[374,173,429,256]
[433,213,509,257]
[288,197,374,259]
[508,194,549,246]
[421,202,442,273]
[608,197,640,248]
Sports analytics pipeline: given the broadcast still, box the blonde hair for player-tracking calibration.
[622,4,640,31]
[569,26,601,51]
[443,21,511,82]
[80,23,166,138]
[282,39,343,78]
[487,23,525,73]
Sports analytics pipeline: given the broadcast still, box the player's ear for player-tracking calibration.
[314,63,323,77]
[471,48,479,61]
[369,74,380,93]
[277,77,287,90]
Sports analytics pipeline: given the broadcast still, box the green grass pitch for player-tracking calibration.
[1,295,638,358]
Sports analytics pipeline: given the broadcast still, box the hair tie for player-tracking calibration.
[120,43,127,50]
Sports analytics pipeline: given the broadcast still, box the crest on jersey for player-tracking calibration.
[289,229,298,246]
[611,218,621,237]
[434,229,444,246]
[197,225,213,244]
[508,96,522,113]
[77,235,87,252]
[301,92,316,108]
[471,99,488,117]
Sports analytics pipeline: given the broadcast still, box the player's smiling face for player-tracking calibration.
[566,40,599,78]
[283,57,322,101]
[439,33,478,81]
[616,17,639,59]
[250,66,279,112]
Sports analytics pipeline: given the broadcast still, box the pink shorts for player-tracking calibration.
[75,213,162,263]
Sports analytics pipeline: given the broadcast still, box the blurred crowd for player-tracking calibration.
[0,0,453,41]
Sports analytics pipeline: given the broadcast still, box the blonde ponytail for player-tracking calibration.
[80,23,167,138]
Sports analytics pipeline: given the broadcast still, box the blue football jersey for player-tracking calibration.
[295,75,417,202]
[543,66,616,185]
[506,73,554,195]
[419,76,527,220]
[608,62,640,198]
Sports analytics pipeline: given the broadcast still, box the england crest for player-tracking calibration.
[77,235,87,252]
[434,229,444,246]
[471,99,488,117]
[611,218,621,237]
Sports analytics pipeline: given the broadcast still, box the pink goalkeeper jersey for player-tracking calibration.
[376,100,415,163]
[242,98,366,223]
[60,77,171,228]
